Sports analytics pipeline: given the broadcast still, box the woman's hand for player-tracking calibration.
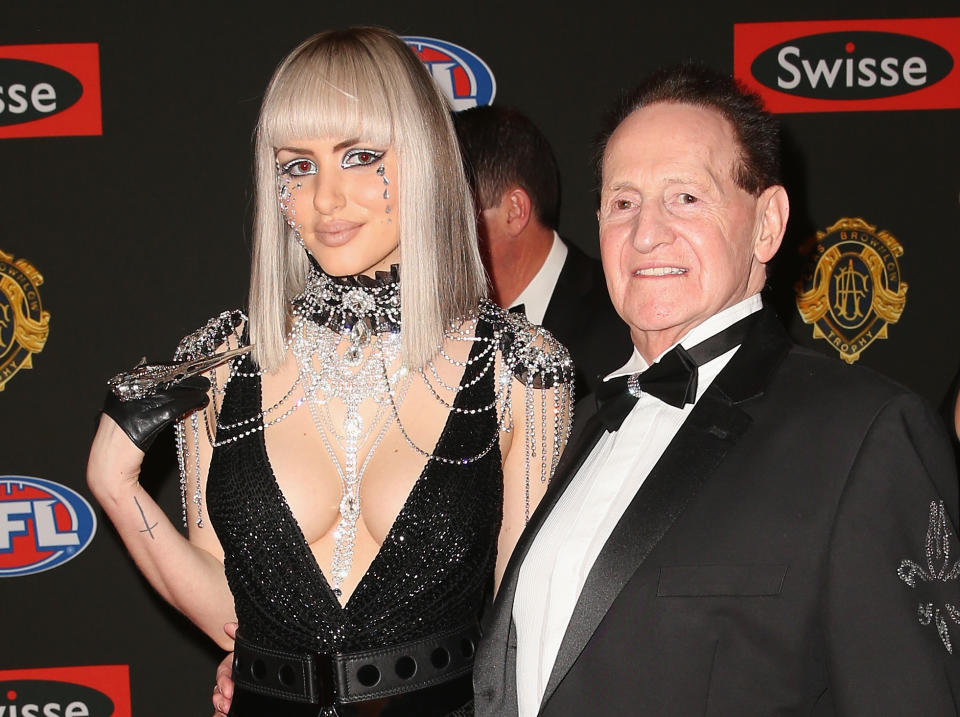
[103,375,210,451]
[87,376,209,500]
[212,622,238,716]
[87,413,148,499]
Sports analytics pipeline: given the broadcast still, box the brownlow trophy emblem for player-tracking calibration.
[796,217,907,364]
[0,249,51,391]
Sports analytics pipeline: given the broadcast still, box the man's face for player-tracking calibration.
[598,102,783,356]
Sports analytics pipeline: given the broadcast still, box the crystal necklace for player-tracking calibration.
[290,262,407,598]
[295,257,401,365]
[176,264,562,570]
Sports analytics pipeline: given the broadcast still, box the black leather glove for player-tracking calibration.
[102,375,211,452]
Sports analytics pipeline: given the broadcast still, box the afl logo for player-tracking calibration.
[796,217,908,364]
[0,476,97,577]
[402,36,496,110]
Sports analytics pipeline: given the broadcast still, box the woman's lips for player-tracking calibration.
[313,221,363,246]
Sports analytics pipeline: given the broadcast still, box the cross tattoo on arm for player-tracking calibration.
[134,495,158,539]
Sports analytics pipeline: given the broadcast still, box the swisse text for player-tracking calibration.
[0,702,90,716]
[0,682,113,717]
[778,48,927,89]
[751,31,954,99]
[0,59,82,126]
[0,83,57,114]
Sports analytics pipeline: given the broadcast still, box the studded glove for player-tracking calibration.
[102,375,211,452]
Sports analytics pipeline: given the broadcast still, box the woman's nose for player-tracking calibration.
[312,169,346,214]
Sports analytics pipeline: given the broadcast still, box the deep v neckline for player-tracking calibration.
[253,329,486,612]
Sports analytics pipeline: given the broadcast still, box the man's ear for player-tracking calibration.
[503,187,532,237]
[754,185,789,264]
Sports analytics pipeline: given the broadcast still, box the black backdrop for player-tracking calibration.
[3,2,958,714]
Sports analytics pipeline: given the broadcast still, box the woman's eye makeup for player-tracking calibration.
[278,158,317,176]
[341,148,385,169]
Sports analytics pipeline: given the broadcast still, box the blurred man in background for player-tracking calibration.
[454,105,631,400]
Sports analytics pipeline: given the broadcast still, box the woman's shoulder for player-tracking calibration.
[174,309,248,360]
[476,299,574,390]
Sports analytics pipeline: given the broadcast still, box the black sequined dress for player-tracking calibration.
[206,314,504,715]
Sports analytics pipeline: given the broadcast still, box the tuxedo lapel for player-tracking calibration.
[539,392,752,707]
[539,307,790,710]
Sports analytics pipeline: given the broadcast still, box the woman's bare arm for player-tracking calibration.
[87,394,236,649]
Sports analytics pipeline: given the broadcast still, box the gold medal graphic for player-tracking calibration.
[0,249,51,391]
[796,218,907,364]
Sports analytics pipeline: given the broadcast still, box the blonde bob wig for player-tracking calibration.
[249,27,487,371]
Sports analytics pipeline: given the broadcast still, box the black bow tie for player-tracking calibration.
[595,313,759,431]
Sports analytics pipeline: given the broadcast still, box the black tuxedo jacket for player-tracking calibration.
[942,364,960,470]
[475,308,960,715]
[540,242,632,401]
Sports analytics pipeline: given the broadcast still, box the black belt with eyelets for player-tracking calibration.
[232,621,481,706]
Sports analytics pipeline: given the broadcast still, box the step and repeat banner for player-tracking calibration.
[2,2,958,714]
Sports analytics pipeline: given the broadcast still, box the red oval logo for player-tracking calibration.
[734,19,960,113]
[751,31,953,99]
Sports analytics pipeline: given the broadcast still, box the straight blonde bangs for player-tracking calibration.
[258,39,394,158]
[249,28,487,372]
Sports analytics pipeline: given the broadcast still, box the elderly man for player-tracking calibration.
[453,105,631,399]
[473,63,960,716]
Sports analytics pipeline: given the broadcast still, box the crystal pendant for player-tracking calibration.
[344,412,363,438]
[349,320,369,346]
[344,343,363,366]
[340,495,360,519]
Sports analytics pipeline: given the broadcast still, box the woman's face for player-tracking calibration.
[276,136,399,277]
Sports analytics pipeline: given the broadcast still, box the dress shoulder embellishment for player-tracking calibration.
[174,309,247,361]
[480,300,574,391]
[173,309,248,528]
[477,300,575,521]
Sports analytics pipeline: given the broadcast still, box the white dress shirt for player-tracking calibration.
[509,232,568,325]
[512,294,763,717]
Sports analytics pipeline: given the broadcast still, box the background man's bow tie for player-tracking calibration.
[595,313,759,431]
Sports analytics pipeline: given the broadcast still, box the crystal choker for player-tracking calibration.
[295,257,401,332]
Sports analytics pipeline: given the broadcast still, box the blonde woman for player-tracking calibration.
[87,27,572,717]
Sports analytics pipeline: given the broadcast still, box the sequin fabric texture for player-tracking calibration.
[177,292,574,660]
